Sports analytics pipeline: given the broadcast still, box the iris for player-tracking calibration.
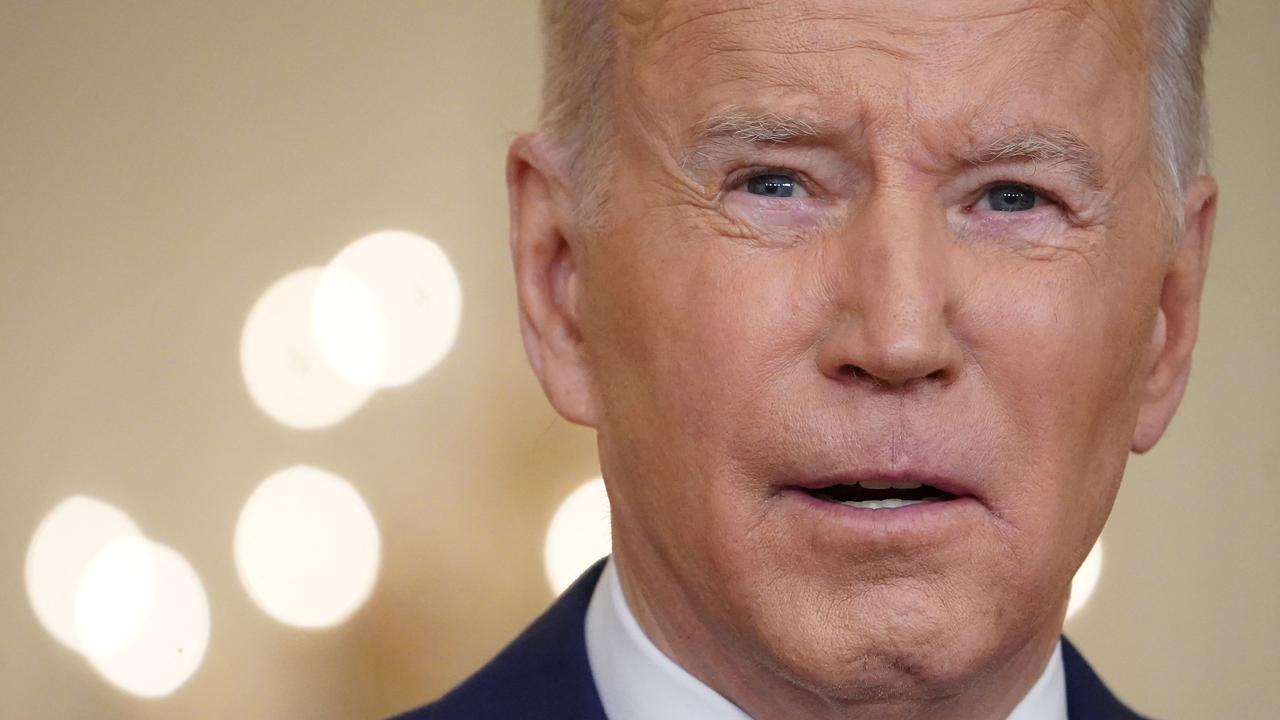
[986,184,1039,212]
[746,174,799,198]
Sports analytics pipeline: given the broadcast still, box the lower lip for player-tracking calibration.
[780,487,984,539]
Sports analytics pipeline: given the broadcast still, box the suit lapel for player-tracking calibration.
[396,560,608,720]
[1062,637,1146,719]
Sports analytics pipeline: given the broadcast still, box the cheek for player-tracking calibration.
[599,253,807,435]
[973,271,1100,400]
[581,228,824,508]
[963,259,1152,522]
[579,242,811,580]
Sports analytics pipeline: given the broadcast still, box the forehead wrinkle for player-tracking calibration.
[703,35,919,63]
[616,0,763,50]
[925,0,1074,24]
[622,1,936,66]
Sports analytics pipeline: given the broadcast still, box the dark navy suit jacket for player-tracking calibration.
[392,560,1146,719]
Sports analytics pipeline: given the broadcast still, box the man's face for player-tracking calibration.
[559,0,1186,705]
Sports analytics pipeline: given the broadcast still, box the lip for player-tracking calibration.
[780,487,985,542]
[784,470,978,501]
[778,470,986,541]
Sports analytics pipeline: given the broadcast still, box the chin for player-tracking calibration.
[737,567,1056,704]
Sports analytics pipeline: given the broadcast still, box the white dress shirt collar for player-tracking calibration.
[585,558,1068,720]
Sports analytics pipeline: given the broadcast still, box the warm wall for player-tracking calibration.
[1,2,1276,718]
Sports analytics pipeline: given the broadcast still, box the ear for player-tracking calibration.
[507,134,600,427]
[1131,175,1218,453]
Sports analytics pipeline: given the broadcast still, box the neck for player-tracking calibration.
[612,543,1066,720]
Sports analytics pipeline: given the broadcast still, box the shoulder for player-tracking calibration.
[388,561,609,720]
[1062,637,1152,720]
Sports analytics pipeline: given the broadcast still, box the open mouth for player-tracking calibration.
[802,480,957,510]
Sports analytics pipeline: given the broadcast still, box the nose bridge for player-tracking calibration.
[816,188,959,388]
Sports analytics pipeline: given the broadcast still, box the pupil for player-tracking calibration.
[988,185,1037,212]
[748,175,795,198]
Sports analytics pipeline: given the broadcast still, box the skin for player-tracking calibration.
[508,1,1217,718]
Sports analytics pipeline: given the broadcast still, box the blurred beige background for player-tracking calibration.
[1,2,1276,718]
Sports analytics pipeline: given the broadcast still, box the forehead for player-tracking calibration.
[613,0,1153,151]
[616,0,1150,58]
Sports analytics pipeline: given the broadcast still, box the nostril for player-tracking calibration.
[839,364,870,380]
[836,363,950,387]
[838,364,884,388]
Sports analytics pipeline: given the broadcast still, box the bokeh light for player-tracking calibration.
[1066,536,1105,621]
[80,539,211,698]
[74,536,157,659]
[26,497,210,697]
[26,496,143,652]
[235,465,381,628]
[543,478,612,595]
[240,269,377,429]
[311,265,389,389]
[320,230,462,388]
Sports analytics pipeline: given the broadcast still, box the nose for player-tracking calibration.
[814,194,963,391]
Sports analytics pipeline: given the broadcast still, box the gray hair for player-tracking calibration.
[538,0,1212,225]
[1151,0,1214,208]
[538,0,616,225]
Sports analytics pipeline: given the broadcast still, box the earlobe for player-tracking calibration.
[1132,299,1182,453]
[1131,176,1218,453]
[507,135,600,427]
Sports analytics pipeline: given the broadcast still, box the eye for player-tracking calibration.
[743,173,809,199]
[982,183,1041,212]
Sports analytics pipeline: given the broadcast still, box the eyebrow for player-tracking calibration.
[682,108,1106,191]
[971,129,1104,190]
[681,107,825,171]
[699,107,822,144]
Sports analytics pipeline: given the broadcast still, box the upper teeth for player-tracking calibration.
[843,498,937,509]
[857,480,923,490]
